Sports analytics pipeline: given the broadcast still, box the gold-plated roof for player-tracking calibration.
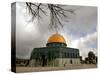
[48,33,66,43]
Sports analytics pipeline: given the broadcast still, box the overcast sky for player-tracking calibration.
[16,2,97,59]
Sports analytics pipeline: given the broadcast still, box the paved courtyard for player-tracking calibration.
[16,64,97,73]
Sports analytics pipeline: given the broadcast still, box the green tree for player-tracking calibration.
[88,51,96,64]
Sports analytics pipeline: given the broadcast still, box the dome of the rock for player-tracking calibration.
[30,33,80,67]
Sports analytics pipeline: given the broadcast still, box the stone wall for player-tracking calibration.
[56,58,80,66]
[29,58,80,67]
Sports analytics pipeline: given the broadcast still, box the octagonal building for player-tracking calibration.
[29,33,80,67]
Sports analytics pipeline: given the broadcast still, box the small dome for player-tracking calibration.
[48,33,66,43]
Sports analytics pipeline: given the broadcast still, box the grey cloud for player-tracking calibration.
[76,31,97,59]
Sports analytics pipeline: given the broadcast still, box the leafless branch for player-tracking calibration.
[26,2,75,31]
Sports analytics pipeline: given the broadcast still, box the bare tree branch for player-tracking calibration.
[26,2,75,32]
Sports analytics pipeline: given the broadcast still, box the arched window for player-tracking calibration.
[67,53,69,58]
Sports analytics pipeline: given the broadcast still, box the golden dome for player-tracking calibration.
[48,33,66,43]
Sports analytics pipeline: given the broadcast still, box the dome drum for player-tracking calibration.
[46,42,67,47]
